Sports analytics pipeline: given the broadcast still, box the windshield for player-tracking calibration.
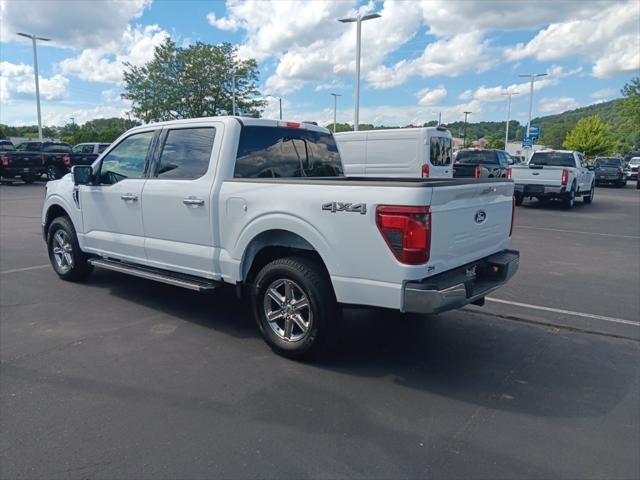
[629,158,640,166]
[529,152,576,167]
[594,158,620,167]
[455,150,498,164]
[234,126,344,178]
[0,142,15,151]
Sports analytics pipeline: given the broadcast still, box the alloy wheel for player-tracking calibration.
[52,229,74,273]
[263,278,312,342]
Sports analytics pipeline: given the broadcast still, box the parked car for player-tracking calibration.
[2,141,72,181]
[42,117,519,359]
[594,157,626,187]
[511,150,595,208]
[453,148,513,179]
[626,157,640,181]
[1,141,51,183]
[64,142,111,171]
[0,140,15,152]
[335,127,454,178]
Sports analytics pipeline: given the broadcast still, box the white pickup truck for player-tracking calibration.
[42,117,519,358]
[511,150,595,208]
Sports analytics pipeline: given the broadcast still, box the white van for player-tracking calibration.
[335,127,453,178]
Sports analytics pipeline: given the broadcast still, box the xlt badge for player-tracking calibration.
[322,202,367,215]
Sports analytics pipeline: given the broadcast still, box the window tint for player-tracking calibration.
[594,158,621,167]
[23,143,42,152]
[99,131,155,184]
[156,127,215,180]
[530,152,576,167]
[98,144,110,153]
[455,150,499,164]
[234,126,343,178]
[72,145,83,153]
[430,136,452,167]
[44,143,71,153]
[0,141,15,151]
[80,144,95,154]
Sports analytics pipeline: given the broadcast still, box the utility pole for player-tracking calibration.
[438,111,442,126]
[278,97,282,120]
[330,93,342,133]
[519,72,548,159]
[339,12,381,131]
[462,111,472,148]
[501,91,519,149]
[17,32,51,141]
[69,117,75,128]
[232,75,236,116]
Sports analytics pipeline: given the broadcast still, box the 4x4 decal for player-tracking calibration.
[322,202,367,215]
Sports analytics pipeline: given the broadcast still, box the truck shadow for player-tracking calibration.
[89,270,638,420]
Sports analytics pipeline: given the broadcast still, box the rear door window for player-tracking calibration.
[155,127,216,180]
[234,126,343,178]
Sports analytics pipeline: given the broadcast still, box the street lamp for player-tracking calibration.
[267,96,282,120]
[231,73,245,116]
[338,12,380,131]
[17,32,51,140]
[518,72,548,159]
[462,111,472,148]
[330,93,342,133]
[501,91,519,149]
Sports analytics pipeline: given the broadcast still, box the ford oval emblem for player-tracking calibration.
[474,210,487,224]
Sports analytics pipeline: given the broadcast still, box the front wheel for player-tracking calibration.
[251,256,339,359]
[46,165,62,180]
[583,183,595,204]
[47,216,93,281]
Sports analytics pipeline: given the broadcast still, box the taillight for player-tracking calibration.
[421,163,430,178]
[617,167,623,175]
[1,156,8,167]
[62,154,71,166]
[561,169,569,185]
[278,121,300,129]
[506,167,512,180]
[510,196,515,237]
[376,205,431,265]
[474,164,481,179]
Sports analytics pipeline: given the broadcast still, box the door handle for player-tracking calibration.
[121,193,138,201]
[183,197,205,206]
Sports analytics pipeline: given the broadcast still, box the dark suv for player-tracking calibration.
[453,148,512,179]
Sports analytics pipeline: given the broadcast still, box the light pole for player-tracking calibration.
[462,111,472,148]
[17,32,51,141]
[330,93,342,133]
[231,73,245,116]
[266,95,282,120]
[338,12,380,131]
[519,72,548,159]
[501,91,519,149]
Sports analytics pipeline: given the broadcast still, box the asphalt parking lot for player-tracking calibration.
[1,182,639,479]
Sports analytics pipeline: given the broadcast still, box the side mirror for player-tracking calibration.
[73,165,93,185]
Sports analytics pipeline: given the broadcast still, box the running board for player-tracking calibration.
[88,258,221,292]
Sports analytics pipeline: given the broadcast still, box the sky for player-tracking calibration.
[1,0,639,128]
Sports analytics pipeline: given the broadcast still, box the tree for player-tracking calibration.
[485,134,505,149]
[562,115,614,157]
[122,39,265,122]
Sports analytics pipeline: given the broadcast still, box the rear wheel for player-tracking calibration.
[514,194,524,206]
[562,186,576,209]
[47,216,93,281]
[21,175,35,184]
[583,183,595,204]
[251,256,339,359]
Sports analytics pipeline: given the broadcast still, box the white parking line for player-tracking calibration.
[486,297,640,327]
[517,225,640,240]
[0,264,50,275]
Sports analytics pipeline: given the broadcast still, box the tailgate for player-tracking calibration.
[452,164,477,178]
[428,181,514,274]
[511,165,563,186]
[7,153,43,167]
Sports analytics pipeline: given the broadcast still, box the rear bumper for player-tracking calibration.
[403,249,519,314]
[514,183,565,195]
[1,166,45,177]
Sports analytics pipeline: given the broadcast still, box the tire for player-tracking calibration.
[617,180,626,188]
[21,175,35,184]
[46,165,61,181]
[47,216,93,281]
[514,194,524,206]
[251,256,339,359]
[583,183,595,204]
[562,186,576,209]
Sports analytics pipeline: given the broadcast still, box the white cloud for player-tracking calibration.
[0,0,151,49]
[504,2,640,78]
[538,97,580,114]
[458,89,473,100]
[0,61,69,103]
[418,0,611,36]
[590,87,618,100]
[416,86,447,106]
[59,24,170,84]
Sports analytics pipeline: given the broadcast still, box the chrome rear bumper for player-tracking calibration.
[403,249,520,314]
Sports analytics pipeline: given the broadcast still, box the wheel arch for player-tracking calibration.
[240,229,331,283]
[44,202,72,239]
